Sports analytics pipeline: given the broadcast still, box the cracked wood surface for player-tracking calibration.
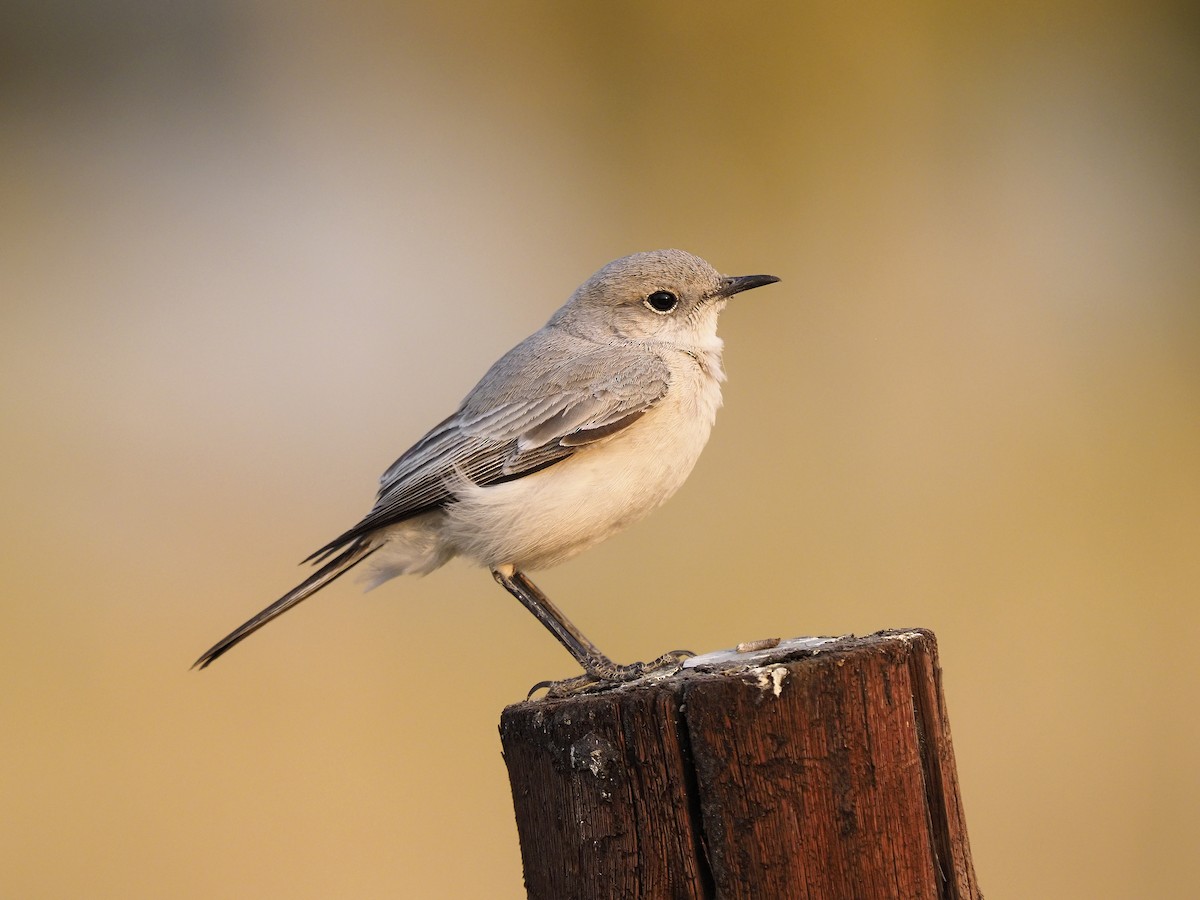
[500,629,980,900]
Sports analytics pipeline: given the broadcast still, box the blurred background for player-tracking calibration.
[2,1,1197,897]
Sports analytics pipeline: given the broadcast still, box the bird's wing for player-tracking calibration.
[304,335,671,563]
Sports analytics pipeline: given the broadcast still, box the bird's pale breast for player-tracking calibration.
[442,346,724,570]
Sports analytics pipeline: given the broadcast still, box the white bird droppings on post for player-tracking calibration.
[753,665,789,697]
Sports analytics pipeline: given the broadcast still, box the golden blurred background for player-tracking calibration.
[3,2,1197,897]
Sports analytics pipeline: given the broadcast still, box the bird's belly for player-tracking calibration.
[444,371,723,570]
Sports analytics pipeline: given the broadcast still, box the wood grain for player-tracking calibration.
[500,629,979,900]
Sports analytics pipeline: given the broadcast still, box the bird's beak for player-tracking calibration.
[716,273,781,298]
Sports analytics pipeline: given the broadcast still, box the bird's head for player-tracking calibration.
[549,249,779,348]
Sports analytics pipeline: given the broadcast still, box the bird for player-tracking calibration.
[194,249,779,691]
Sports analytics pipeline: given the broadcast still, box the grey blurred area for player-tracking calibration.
[2,3,1198,898]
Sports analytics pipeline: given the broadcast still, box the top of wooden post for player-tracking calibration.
[500,628,980,900]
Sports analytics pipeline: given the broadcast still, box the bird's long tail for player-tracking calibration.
[193,538,381,669]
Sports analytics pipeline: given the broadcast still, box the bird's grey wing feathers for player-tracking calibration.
[304,335,670,563]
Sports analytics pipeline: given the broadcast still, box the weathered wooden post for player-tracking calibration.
[500,629,980,900]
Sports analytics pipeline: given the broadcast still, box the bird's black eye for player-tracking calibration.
[645,290,678,313]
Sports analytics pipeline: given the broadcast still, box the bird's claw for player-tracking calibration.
[527,649,695,700]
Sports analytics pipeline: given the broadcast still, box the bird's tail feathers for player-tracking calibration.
[193,538,381,670]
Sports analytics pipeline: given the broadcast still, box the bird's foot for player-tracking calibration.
[527,650,694,700]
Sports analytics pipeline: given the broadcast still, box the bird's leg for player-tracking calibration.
[492,566,693,697]
[492,567,619,678]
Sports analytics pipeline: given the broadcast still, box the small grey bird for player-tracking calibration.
[195,249,779,688]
